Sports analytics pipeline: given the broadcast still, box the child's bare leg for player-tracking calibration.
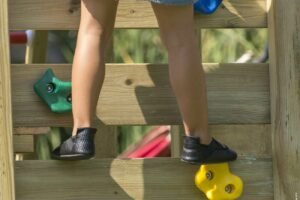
[151,3,212,145]
[71,0,118,136]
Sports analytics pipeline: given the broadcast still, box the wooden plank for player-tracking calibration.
[170,125,183,158]
[24,30,49,161]
[268,0,300,199]
[0,0,15,199]
[93,38,118,158]
[13,127,50,135]
[15,156,273,200]
[94,120,118,158]
[11,63,270,126]
[13,135,34,153]
[15,153,37,161]
[98,63,270,125]
[9,0,267,30]
[25,31,48,64]
[210,124,271,156]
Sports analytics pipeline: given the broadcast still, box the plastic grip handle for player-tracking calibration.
[194,0,223,15]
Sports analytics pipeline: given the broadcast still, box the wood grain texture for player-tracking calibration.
[9,0,267,30]
[98,63,270,125]
[0,0,15,199]
[15,153,37,161]
[13,127,50,135]
[13,135,34,153]
[94,120,118,158]
[15,157,273,200]
[11,63,270,126]
[171,125,183,158]
[268,0,300,199]
[93,39,119,159]
[25,31,48,64]
[209,124,271,156]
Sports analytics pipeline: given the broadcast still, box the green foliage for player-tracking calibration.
[113,28,267,63]
[202,29,267,62]
[113,29,167,63]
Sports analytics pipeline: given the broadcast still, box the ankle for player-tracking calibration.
[185,134,213,145]
[73,120,93,134]
[72,126,95,136]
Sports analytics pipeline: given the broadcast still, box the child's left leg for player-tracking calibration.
[151,3,211,144]
[151,3,237,164]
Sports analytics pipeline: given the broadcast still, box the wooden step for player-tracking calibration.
[15,156,273,200]
[11,63,270,126]
[9,0,267,30]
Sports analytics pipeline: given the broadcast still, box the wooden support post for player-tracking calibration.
[18,30,48,161]
[268,0,300,199]
[25,31,48,64]
[0,0,16,199]
[170,125,183,158]
[94,36,118,158]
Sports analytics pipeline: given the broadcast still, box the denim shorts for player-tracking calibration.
[149,0,197,5]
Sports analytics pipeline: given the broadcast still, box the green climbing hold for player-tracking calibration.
[33,68,72,113]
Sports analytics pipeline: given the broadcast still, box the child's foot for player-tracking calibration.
[51,127,97,160]
[180,136,237,165]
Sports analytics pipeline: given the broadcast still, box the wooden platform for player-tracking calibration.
[15,156,273,200]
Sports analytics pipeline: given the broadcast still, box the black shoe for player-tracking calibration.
[51,127,97,160]
[180,136,237,165]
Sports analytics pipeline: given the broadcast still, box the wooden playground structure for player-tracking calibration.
[0,0,299,199]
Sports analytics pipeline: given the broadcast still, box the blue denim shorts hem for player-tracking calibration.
[149,0,197,5]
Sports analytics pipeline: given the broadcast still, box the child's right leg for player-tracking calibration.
[51,0,118,160]
[71,0,119,136]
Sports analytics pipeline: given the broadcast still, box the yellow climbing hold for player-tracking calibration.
[195,163,243,200]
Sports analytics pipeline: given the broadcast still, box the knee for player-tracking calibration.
[80,16,113,50]
[160,28,199,52]
[81,19,112,40]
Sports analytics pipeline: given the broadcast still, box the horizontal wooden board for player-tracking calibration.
[98,63,270,125]
[15,153,37,160]
[11,63,270,126]
[13,135,34,153]
[15,157,273,200]
[9,0,267,30]
[210,124,271,156]
[13,127,50,135]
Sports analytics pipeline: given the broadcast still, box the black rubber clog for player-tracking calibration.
[181,136,237,165]
[51,127,97,160]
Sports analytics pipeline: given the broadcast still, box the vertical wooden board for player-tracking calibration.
[94,120,118,158]
[24,30,49,161]
[170,125,183,158]
[0,0,15,199]
[268,0,300,199]
[94,38,118,158]
[25,30,48,64]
